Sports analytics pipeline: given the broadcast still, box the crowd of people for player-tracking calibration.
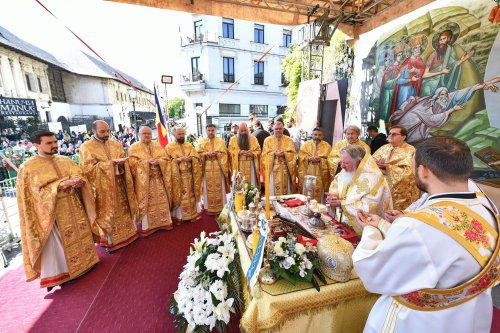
[14,114,499,332]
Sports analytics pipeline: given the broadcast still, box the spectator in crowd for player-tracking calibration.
[366,125,388,154]
[251,119,270,149]
[248,113,256,123]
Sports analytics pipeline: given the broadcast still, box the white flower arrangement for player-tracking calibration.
[169,231,243,333]
[268,234,321,287]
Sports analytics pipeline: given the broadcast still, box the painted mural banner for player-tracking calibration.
[363,0,500,186]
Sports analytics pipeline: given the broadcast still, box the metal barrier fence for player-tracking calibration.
[0,177,21,267]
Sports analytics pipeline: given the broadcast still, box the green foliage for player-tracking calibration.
[282,44,303,115]
[167,97,185,119]
[281,31,355,119]
[0,118,16,134]
[323,31,355,83]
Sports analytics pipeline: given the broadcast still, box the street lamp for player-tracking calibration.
[161,75,173,118]
[127,87,137,130]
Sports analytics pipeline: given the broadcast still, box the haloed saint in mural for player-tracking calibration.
[365,0,500,185]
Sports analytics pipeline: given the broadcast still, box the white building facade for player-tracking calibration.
[179,15,291,134]
[0,26,153,134]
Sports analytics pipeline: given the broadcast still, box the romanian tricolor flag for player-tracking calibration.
[154,85,168,147]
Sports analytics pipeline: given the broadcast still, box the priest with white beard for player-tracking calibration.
[327,145,392,236]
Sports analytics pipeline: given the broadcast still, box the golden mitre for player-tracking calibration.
[317,234,354,282]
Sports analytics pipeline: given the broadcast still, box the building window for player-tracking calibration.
[37,76,49,93]
[222,18,234,39]
[283,29,292,47]
[191,57,201,81]
[194,20,203,41]
[47,68,66,102]
[249,105,268,117]
[254,61,264,85]
[116,91,119,101]
[219,103,241,116]
[223,57,234,83]
[281,72,288,86]
[25,73,36,92]
[277,105,286,115]
[254,24,264,44]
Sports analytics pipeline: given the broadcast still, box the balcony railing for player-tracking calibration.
[181,73,205,83]
[181,31,219,46]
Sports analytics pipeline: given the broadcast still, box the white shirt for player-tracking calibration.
[353,193,498,333]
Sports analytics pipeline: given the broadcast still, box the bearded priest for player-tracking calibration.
[197,124,230,215]
[262,120,297,195]
[128,126,180,236]
[166,127,202,223]
[327,145,392,236]
[228,122,261,187]
[17,130,103,291]
[298,127,332,202]
[80,120,138,252]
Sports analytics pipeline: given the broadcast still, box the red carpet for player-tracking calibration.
[0,213,241,333]
[0,212,498,332]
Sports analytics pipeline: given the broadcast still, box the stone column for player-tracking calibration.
[0,54,16,97]
[10,55,27,98]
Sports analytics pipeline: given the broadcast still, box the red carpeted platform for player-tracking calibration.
[0,213,240,333]
[0,212,498,332]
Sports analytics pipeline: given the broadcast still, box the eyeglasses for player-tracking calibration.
[388,132,402,136]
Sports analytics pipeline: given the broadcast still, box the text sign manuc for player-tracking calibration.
[0,97,38,116]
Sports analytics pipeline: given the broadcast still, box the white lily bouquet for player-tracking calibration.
[268,234,323,290]
[169,231,243,332]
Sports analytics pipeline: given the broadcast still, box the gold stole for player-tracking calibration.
[272,137,290,195]
[393,201,500,311]
[203,139,223,211]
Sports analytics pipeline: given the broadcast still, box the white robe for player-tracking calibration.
[353,193,498,333]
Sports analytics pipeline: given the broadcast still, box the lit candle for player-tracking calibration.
[265,154,271,220]
[252,225,260,254]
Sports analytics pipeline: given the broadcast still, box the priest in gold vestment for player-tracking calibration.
[328,145,393,236]
[228,122,261,187]
[298,127,332,203]
[197,124,230,215]
[128,126,180,236]
[166,127,202,223]
[80,120,138,252]
[262,121,297,195]
[373,126,420,211]
[17,131,103,290]
[328,125,371,179]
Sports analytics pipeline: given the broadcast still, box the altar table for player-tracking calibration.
[220,205,379,333]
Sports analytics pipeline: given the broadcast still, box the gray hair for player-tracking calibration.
[339,145,366,164]
[139,126,151,133]
[430,87,448,107]
[344,125,361,135]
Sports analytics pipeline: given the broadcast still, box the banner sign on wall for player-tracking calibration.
[0,97,38,116]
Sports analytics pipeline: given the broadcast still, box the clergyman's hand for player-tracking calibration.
[69,177,84,189]
[113,157,128,165]
[356,210,381,229]
[384,210,403,223]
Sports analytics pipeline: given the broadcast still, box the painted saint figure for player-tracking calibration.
[421,29,475,97]
[391,76,500,143]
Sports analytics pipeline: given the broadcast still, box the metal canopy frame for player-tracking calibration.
[109,0,435,36]
[212,0,402,26]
